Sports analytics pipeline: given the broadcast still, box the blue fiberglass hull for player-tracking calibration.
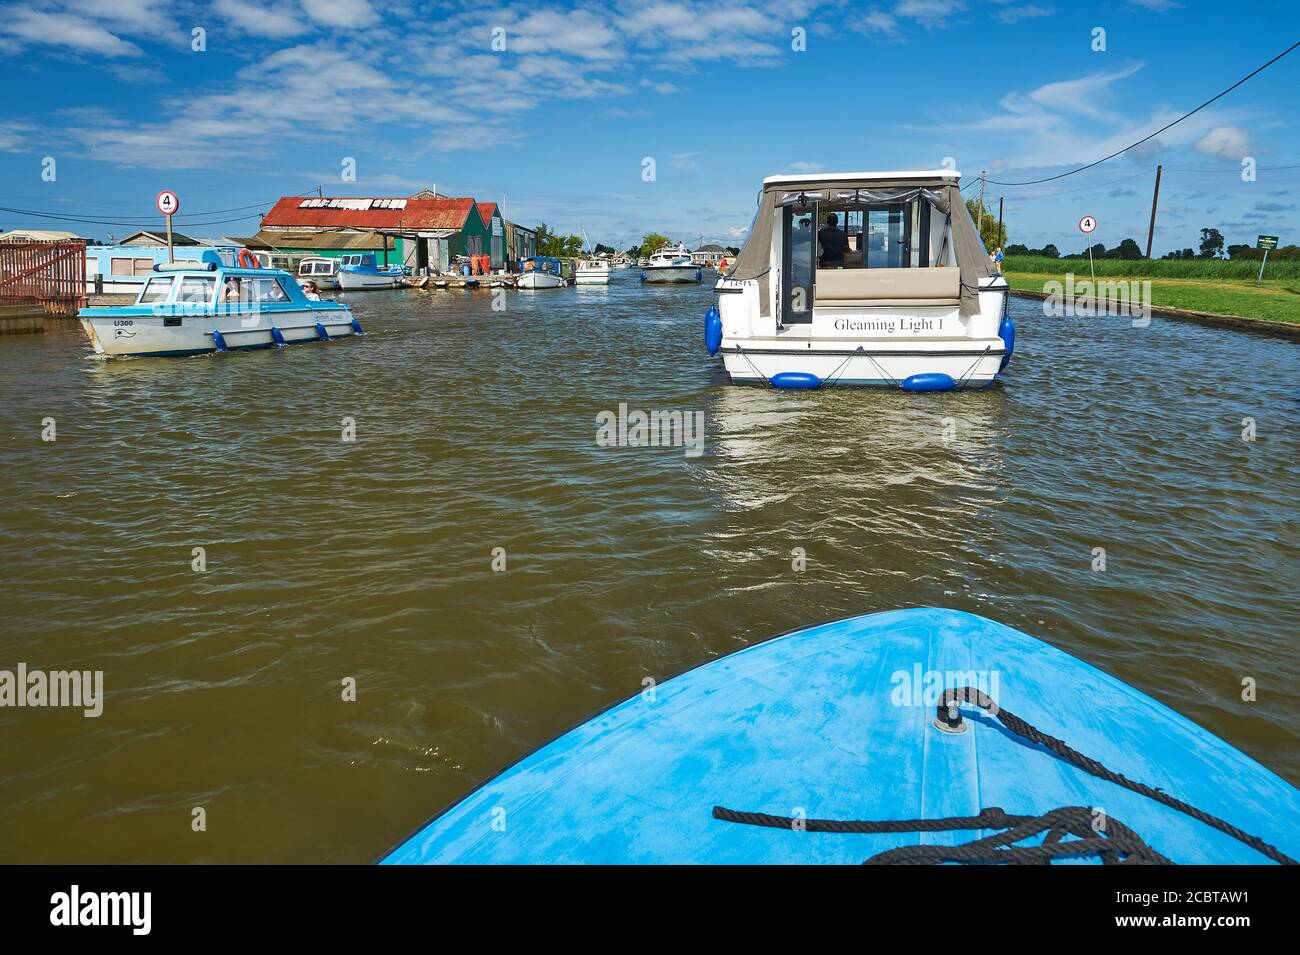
[382,608,1299,864]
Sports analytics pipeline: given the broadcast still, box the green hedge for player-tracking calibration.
[1002,256,1300,280]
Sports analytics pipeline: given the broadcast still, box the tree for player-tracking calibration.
[1109,238,1143,259]
[965,198,1007,251]
[594,243,615,255]
[1041,244,1060,259]
[637,233,669,258]
[1198,228,1224,259]
[535,221,582,258]
[725,246,740,256]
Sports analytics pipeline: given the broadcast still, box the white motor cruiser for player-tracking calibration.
[706,170,1012,391]
[574,259,612,285]
[641,243,701,284]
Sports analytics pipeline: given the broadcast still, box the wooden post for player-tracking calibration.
[165,212,174,264]
[997,196,1004,247]
[1145,164,1162,259]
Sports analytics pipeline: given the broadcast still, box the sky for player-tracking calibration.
[0,0,1296,255]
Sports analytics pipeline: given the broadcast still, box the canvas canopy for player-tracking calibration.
[728,175,994,316]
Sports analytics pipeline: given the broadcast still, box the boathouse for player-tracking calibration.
[257,193,493,273]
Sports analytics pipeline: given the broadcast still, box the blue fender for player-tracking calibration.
[350,317,365,336]
[211,329,228,352]
[270,326,287,348]
[315,321,330,342]
[998,316,1015,371]
[704,305,722,355]
[771,372,822,390]
[901,372,957,393]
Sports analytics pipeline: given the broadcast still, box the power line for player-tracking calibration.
[0,207,265,228]
[0,189,316,228]
[985,41,1299,187]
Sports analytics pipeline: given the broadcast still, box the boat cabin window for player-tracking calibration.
[810,198,930,270]
[253,277,291,304]
[138,276,175,304]
[176,276,216,305]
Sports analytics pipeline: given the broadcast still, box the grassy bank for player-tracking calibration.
[1002,256,1300,325]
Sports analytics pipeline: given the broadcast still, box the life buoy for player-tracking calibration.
[237,249,261,269]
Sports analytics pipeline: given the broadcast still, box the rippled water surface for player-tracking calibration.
[1,274,1296,862]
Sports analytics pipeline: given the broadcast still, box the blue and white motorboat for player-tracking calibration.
[336,253,409,290]
[78,262,361,357]
[381,608,1298,865]
[516,256,567,289]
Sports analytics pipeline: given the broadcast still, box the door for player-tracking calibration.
[782,205,815,324]
[866,205,912,268]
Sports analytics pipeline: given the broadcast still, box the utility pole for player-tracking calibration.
[997,196,1004,248]
[1145,164,1162,258]
[977,171,986,242]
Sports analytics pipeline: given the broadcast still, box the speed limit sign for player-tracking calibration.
[156,190,180,217]
[1078,215,1097,234]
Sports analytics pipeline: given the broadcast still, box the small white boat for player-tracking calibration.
[517,256,566,289]
[297,256,340,290]
[641,243,701,284]
[708,169,1012,391]
[78,262,360,357]
[336,253,408,290]
[574,258,611,285]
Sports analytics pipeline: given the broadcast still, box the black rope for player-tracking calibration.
[712,686,1296,865]
[711,805,1172,865]
[939,687,1296,865]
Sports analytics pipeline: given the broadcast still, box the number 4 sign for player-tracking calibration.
[1078,215,1097,234]
[156,190,179,217]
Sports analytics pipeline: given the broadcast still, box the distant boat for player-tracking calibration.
[297,256,341,290]
[336,253,408,290]
[517,256,566,289]
[641,243,701,284]
[78,262,360,357]
[575,259,611,285]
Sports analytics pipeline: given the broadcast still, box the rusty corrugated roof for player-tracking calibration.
[477,202,499,222]
[261,196,477,231]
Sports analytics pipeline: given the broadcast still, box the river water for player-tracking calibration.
[1,273,1296,862]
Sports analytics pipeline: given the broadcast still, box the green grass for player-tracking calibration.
[1004,255,1300,281]
[1003,268,1300,325]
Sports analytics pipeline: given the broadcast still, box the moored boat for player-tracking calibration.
[574,258,611,285]
[381,607,1299,865]
[297,255,341,291]
[709,169,1011,390]
[336,253,408,290]
[641,242,701,284]
[78,262,360,357]
[517,256,566,289]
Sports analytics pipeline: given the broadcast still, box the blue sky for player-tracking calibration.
[0,0,1295,254]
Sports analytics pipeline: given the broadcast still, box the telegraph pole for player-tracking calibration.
[997,196,1004,248]
[1145,164,1162,258]
[977,171,986,241]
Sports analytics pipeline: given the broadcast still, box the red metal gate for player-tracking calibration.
[0,239,87,315]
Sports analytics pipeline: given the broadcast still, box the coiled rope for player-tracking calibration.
[713,686,1296,865]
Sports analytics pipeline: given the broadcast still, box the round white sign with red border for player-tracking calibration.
[156,190,180,217]
[1078,215,1097,234]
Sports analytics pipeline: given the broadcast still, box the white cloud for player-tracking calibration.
[300,0,377,28]
[785,161,824,173]
[0,9,142,56]
[1194,125,1250,160]
[1027,63,1144,119]
[997,4,1052,24]
[212,0,308,38]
